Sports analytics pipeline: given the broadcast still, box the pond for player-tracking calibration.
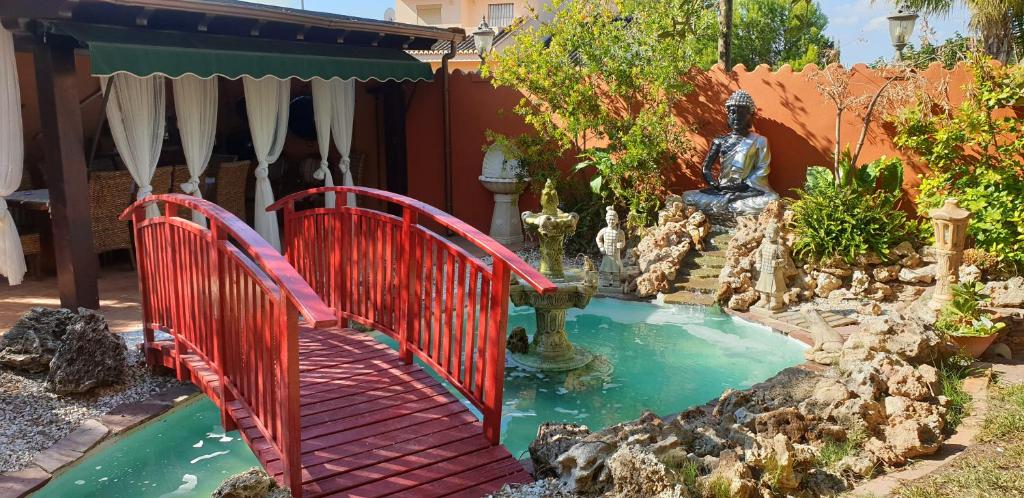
[36,299,805,495]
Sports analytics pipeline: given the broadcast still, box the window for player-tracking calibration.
[487,3,514,29]
[416,4,442,25]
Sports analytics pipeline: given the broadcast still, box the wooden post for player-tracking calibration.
[209,222,236,432]
[482,261,510,445]
[278,303,302,496]
[33,39,99,309]
[398,208,417,364]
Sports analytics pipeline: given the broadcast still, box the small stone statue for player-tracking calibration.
[595,207,626,290]
[683,90,779,217]
[753,223,787,311]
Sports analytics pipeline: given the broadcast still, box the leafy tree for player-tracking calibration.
[871,33,975,69]
[484,0,716,228]
[730,0,835,69]
[903,0,1023,63]
[891,55,1024,268]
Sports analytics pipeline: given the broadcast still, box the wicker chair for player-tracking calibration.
[88,170,135,255]
[213,160,252,222]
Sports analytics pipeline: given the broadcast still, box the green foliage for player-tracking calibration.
[935,354,975,430]
[815,425,868,471]
[679,459,700,488]
[875,33,976,69]
[731,0,834,69]
[700,476,733,498]
[936,282,1007,338]
[791,158,914,263]
[559,180,606,257]
[484,0,715,229]
[892,57,1024,268]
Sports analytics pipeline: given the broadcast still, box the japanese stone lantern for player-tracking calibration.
[478,144,527,247]
[929,198,971,310]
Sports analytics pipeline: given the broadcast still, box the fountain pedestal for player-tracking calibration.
[509,179,599,371]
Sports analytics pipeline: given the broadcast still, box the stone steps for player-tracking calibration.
[662,228,734,306]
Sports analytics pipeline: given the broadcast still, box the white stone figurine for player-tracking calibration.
[753,223,787,311]
[595,206,626,290]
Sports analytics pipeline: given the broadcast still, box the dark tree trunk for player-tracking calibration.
[718,0,733,69]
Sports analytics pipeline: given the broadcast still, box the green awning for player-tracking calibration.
[51,22,434,82]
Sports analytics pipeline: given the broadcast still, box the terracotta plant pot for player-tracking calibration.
[949,334,998,359]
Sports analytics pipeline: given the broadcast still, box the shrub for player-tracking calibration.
[935,282,1007,338]
[892,56,1024,269]
[790,156,914,263]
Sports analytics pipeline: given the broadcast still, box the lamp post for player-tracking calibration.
[887,2,919,61]
[929,198,971,311]
[473,17,496,60]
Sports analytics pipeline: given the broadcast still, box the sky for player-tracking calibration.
[249,0,972,65]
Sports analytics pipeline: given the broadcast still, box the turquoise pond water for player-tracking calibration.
[37,298,806,496]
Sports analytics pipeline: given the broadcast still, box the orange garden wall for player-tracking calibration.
[406,64,974,233]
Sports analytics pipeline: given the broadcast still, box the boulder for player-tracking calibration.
[727,290,759,312]
[991,277,1024,307]
[605,445,679,497]
[212,468,291,498]
[872,265,901,283]
[842,363,884,401]
[865,396,946,465]
[898,265,936,284]
[530,423,591,479]
[508,327,529,355]
[958,264,982,284]
[831,398,887,435]
[702,450,757,498]
[0,307,78,373]
[814,273,843,298]
[837,453,878,477]
[746,434,803,492]
[850,270,871,295]
[555,439,616,494]
[892,241,916,258]
[753,407,807,443]
[886,365,934,401]
[45,308,128,395]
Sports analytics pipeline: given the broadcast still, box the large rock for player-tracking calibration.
[814,273,843,298]
[842,315,948,364]
[990,277,1024,307]
[898,264,936,284]
[746,434,802,492]
[872,264,901,283]
[605,445,681,497]
[530,423,591,479]
[45,308,128,395]
[0,307,78,373]
[865,396,946,465]
[212,468,291,498]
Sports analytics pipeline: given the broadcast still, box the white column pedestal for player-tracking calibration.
[489,192,524,247]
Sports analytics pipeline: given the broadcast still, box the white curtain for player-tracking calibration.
[311,79,336,208]
[242,76,289,251]
[329,79,357,207]
[172,75,217,226]
[0,26,26,285]
[102,74,166,219]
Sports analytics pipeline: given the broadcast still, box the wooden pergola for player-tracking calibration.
[2,0,464,309]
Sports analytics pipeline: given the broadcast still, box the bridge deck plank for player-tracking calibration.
[154,326,525,498]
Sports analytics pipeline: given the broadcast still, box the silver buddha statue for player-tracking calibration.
[683,90,779,217]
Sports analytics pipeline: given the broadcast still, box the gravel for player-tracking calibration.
[0,330,180,473]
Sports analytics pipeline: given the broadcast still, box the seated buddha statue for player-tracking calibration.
[683,90,779,217]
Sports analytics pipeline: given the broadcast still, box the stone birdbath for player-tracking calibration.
[479,144,527,247]
[509,179,599,371]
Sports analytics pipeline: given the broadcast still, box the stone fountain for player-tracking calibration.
[509,179,599,371]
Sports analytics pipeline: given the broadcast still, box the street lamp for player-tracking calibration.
[472,17,496,60]
[887,2,919,60]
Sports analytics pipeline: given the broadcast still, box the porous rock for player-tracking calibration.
[508,326,529,355]
[212,468,291,498]
[898,264,936,284]
[530,423,591,479]
[727,290,759,311]
[45,308,128,395]
[605,445,680,497]
[814,273,843,298]
[872,264,901,283]
[0,307,78,373]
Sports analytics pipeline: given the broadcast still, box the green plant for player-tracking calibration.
[700,476,733,498]
[980,384,1024,441]
[935,354,975,430]
[791,156,914,263]
[935,282,1007,337]
[815,424,869,470]
[892,56,1024,269]
[484,0,714,229]
[729,0,835,69]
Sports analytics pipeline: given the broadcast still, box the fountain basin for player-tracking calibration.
[509,268,598,371]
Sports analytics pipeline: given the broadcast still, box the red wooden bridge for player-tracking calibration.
[120,187,556,497]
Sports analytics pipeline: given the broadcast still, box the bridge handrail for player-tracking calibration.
[121,194,336,328]
[267,186,557,295]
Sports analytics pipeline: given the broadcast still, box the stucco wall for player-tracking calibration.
[405,63,976,234]
[396,0,536,28]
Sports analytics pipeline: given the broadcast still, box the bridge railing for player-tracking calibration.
[269,186,556,443]
[120,194,335,495]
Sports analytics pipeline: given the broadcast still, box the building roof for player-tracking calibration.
[4,0,464,51]
[414,26,515,55]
